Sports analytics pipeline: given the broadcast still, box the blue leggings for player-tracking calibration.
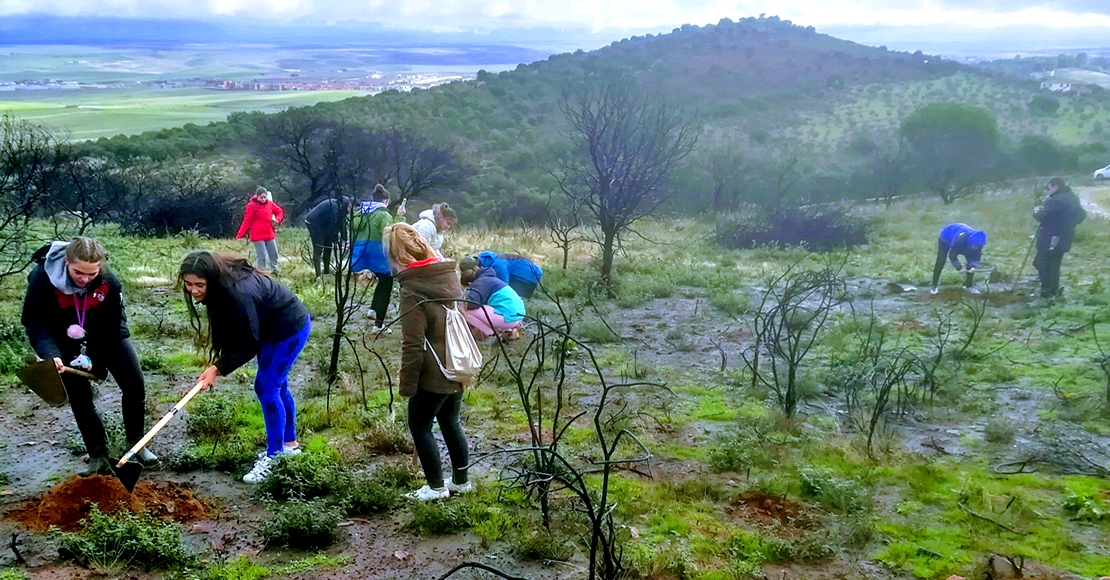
[255,318,311,457]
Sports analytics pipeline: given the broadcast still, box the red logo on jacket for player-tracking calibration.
[55,281,110,311]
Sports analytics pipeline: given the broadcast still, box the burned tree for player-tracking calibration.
[556,73,699,287]
[0,116,56,281]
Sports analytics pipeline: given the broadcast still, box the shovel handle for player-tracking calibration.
[116,381,205,467]
[62,366,98,380]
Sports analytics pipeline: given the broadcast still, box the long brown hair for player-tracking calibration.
[178,250,258,364]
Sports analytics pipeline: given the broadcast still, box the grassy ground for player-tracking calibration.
[1,184,1109,579]
[0,88,372,139]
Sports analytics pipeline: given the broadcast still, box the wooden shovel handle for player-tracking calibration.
[62,366,98,380]
[116,381,205,467]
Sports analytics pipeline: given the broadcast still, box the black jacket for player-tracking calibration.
[304,199,348,241]
[1035,188,1086,252]
[21,246,129,380]
[204,272,310,375]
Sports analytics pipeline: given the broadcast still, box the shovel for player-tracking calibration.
[18,359,98,407]
[111,380,205,493]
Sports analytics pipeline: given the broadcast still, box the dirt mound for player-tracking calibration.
[733,492,815,529]
[5,475,208,532]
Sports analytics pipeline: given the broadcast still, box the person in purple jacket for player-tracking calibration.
[930,223,986,295]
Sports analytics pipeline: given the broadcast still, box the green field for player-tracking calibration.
[0,88,371,139]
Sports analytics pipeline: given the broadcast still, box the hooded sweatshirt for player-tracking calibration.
[412,209,443,254]
[465,267,525,323]
[203,271,310,376]
[21,242,128,378]
[351,201,404,275]
[938,223,986,270]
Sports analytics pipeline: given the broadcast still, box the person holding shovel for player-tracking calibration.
[179,250,311,484]
[930,223,987,295]
[20,237,154,475]
[1033,177,1086,300]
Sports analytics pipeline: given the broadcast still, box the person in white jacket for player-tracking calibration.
[412,202,458,255]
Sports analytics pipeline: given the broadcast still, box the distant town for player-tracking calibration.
[0,71,474,93]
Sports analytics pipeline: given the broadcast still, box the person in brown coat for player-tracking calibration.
[387,223,472,501]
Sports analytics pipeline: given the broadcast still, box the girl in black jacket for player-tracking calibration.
[179,250,311,483]
[20,237,152,474]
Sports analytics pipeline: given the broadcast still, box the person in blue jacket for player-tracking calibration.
[931,223,986,295]
[459,262,526,340]
[471,251,543,299]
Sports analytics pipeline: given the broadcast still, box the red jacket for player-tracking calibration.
[236,199,284,242]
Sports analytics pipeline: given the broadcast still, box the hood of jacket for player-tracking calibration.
[417,209,437,228]
[397,260,462,300]
[44,241,87,296]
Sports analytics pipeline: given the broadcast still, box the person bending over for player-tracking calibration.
[930,223,986,295]
[459,260,526,341]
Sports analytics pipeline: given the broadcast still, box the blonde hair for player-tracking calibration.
[65,237,107,264]
[384,223,437,270]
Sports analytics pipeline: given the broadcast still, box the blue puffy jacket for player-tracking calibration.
[476,252,543,298]
[938,223,986,270]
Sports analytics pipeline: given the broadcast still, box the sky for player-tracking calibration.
[0,0,1107,55]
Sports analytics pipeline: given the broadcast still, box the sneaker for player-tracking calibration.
[929,287,939,295]
[242,454,274,484]
[965,287,981,295]
[404,485,449,501]
[282,443,302,455]
[83,455,111,476]
[446,480,473,494]
[135,447,158,463]
[371,324,392,334]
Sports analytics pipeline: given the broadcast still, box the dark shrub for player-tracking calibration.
[717,204,870,250]
[120,188,238,238]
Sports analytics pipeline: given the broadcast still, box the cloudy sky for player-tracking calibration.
[0,0,1107,53]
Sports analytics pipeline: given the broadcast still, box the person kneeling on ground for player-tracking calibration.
[21,237,153,475]
[930,223,986,295]
[469,251,543,299]
[460,260,526,342]
[387,223,472,501]
[179,251,311,484]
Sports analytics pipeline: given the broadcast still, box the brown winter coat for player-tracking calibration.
[396,260,465,398]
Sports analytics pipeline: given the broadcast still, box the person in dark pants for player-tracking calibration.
[388,223,471,501]
[179,250,311,484]
[930,223,987,295]
[21,237,153,475]
[304,196,352,278]
[1033,177,1086,299]
[352,184,406,332]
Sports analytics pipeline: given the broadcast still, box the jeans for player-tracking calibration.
[65,339,146,458]
[253,239,280,271]
[255,319,311,456]
[407,390,469,489]
[1035,249,1065,297]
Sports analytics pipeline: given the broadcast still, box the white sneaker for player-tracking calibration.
[371,325,392,334]
[965,287,981,295]
[242,454,274,484]
[282,443,302,455]
[404,485,449,501]
[135,448,158,463]
[446,480,473,494]
[929,287,939,295]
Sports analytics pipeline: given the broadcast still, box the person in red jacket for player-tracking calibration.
[236,186,285,273]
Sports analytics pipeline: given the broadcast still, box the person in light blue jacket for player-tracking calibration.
[473,251,543,298]
[931,223,986,295]
[460,264,525,340]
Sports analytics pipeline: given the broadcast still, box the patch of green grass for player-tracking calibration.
[56,505,195,571]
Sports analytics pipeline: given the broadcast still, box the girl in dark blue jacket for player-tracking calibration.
[931,223,986,294]
[179,250,311,484]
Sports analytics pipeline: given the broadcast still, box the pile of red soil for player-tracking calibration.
[734,491,813,528]
[5,475,208,532]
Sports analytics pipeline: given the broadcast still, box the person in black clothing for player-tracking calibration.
[303,196,353,277]
[21,237,153,475]
[1033,177,1086,299]
[179,250,311,483]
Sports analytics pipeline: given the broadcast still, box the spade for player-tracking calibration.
[111,380,205,493]
[18,359,98,407]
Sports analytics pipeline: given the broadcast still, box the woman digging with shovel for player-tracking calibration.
[179,250,311,484]
[20,237,154,476]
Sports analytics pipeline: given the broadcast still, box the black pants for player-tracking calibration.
[932,241,974,288]
[370,274,394,327]
[64,339,146,458]
[1035,248,1065,297]
[307,223,337,277]
[407,390,468,489]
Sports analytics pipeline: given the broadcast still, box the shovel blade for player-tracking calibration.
[110,459,144,493]
[18,360,69,406]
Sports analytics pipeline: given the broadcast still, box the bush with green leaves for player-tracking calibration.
[357,409,413,455]
[797,467,872,514]
[258,497,346,549]
[982,419,1017,444]
[185,394,238,443]
[56,505,194,570]
[257,452,346,500]
[164,439,257,473]
[404,498,472,535]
